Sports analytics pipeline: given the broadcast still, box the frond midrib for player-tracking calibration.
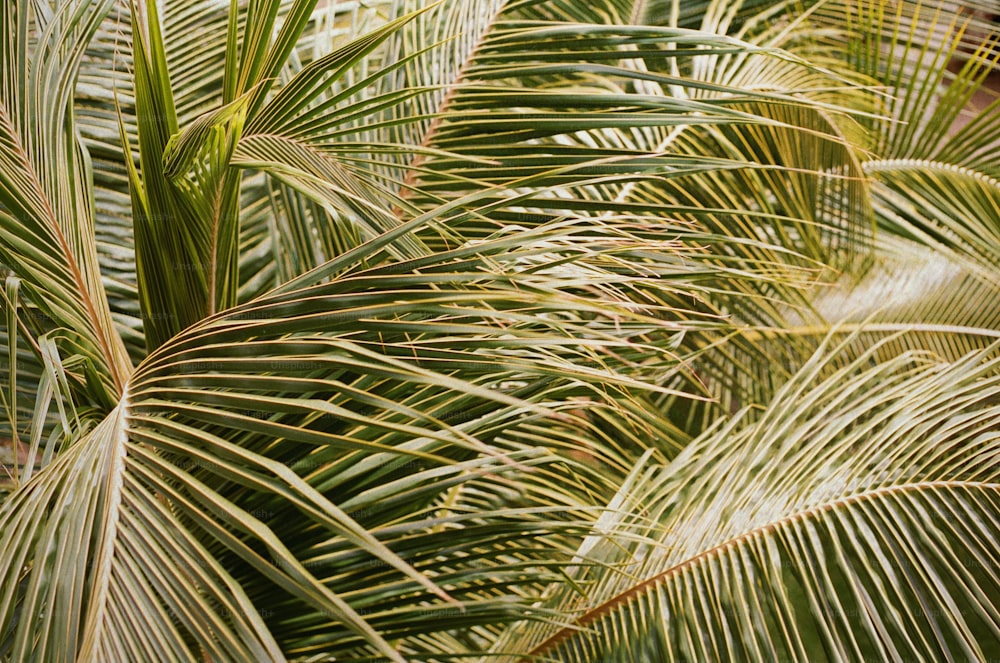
[397,4,508,206]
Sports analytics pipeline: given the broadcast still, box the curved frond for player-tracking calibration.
[0,0,131,398]
[0,212,712,659]
[516,336,1000,662]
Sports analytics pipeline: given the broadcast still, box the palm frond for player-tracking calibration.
[514,336,1000,662]
[0,0,131,399]
[0,199,720,658]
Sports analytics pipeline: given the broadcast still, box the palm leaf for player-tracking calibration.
[513,335,1000,662]
[0,0,131,399]
[0,200,720,658]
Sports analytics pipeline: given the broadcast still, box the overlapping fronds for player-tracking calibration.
[1,0,999,660]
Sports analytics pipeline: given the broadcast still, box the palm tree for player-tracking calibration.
[0,0,997,660]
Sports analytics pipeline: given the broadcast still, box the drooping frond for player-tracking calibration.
[0,0,131,399]
[513,336,1000,662]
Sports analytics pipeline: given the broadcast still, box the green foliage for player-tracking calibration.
[0,0,998,660]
